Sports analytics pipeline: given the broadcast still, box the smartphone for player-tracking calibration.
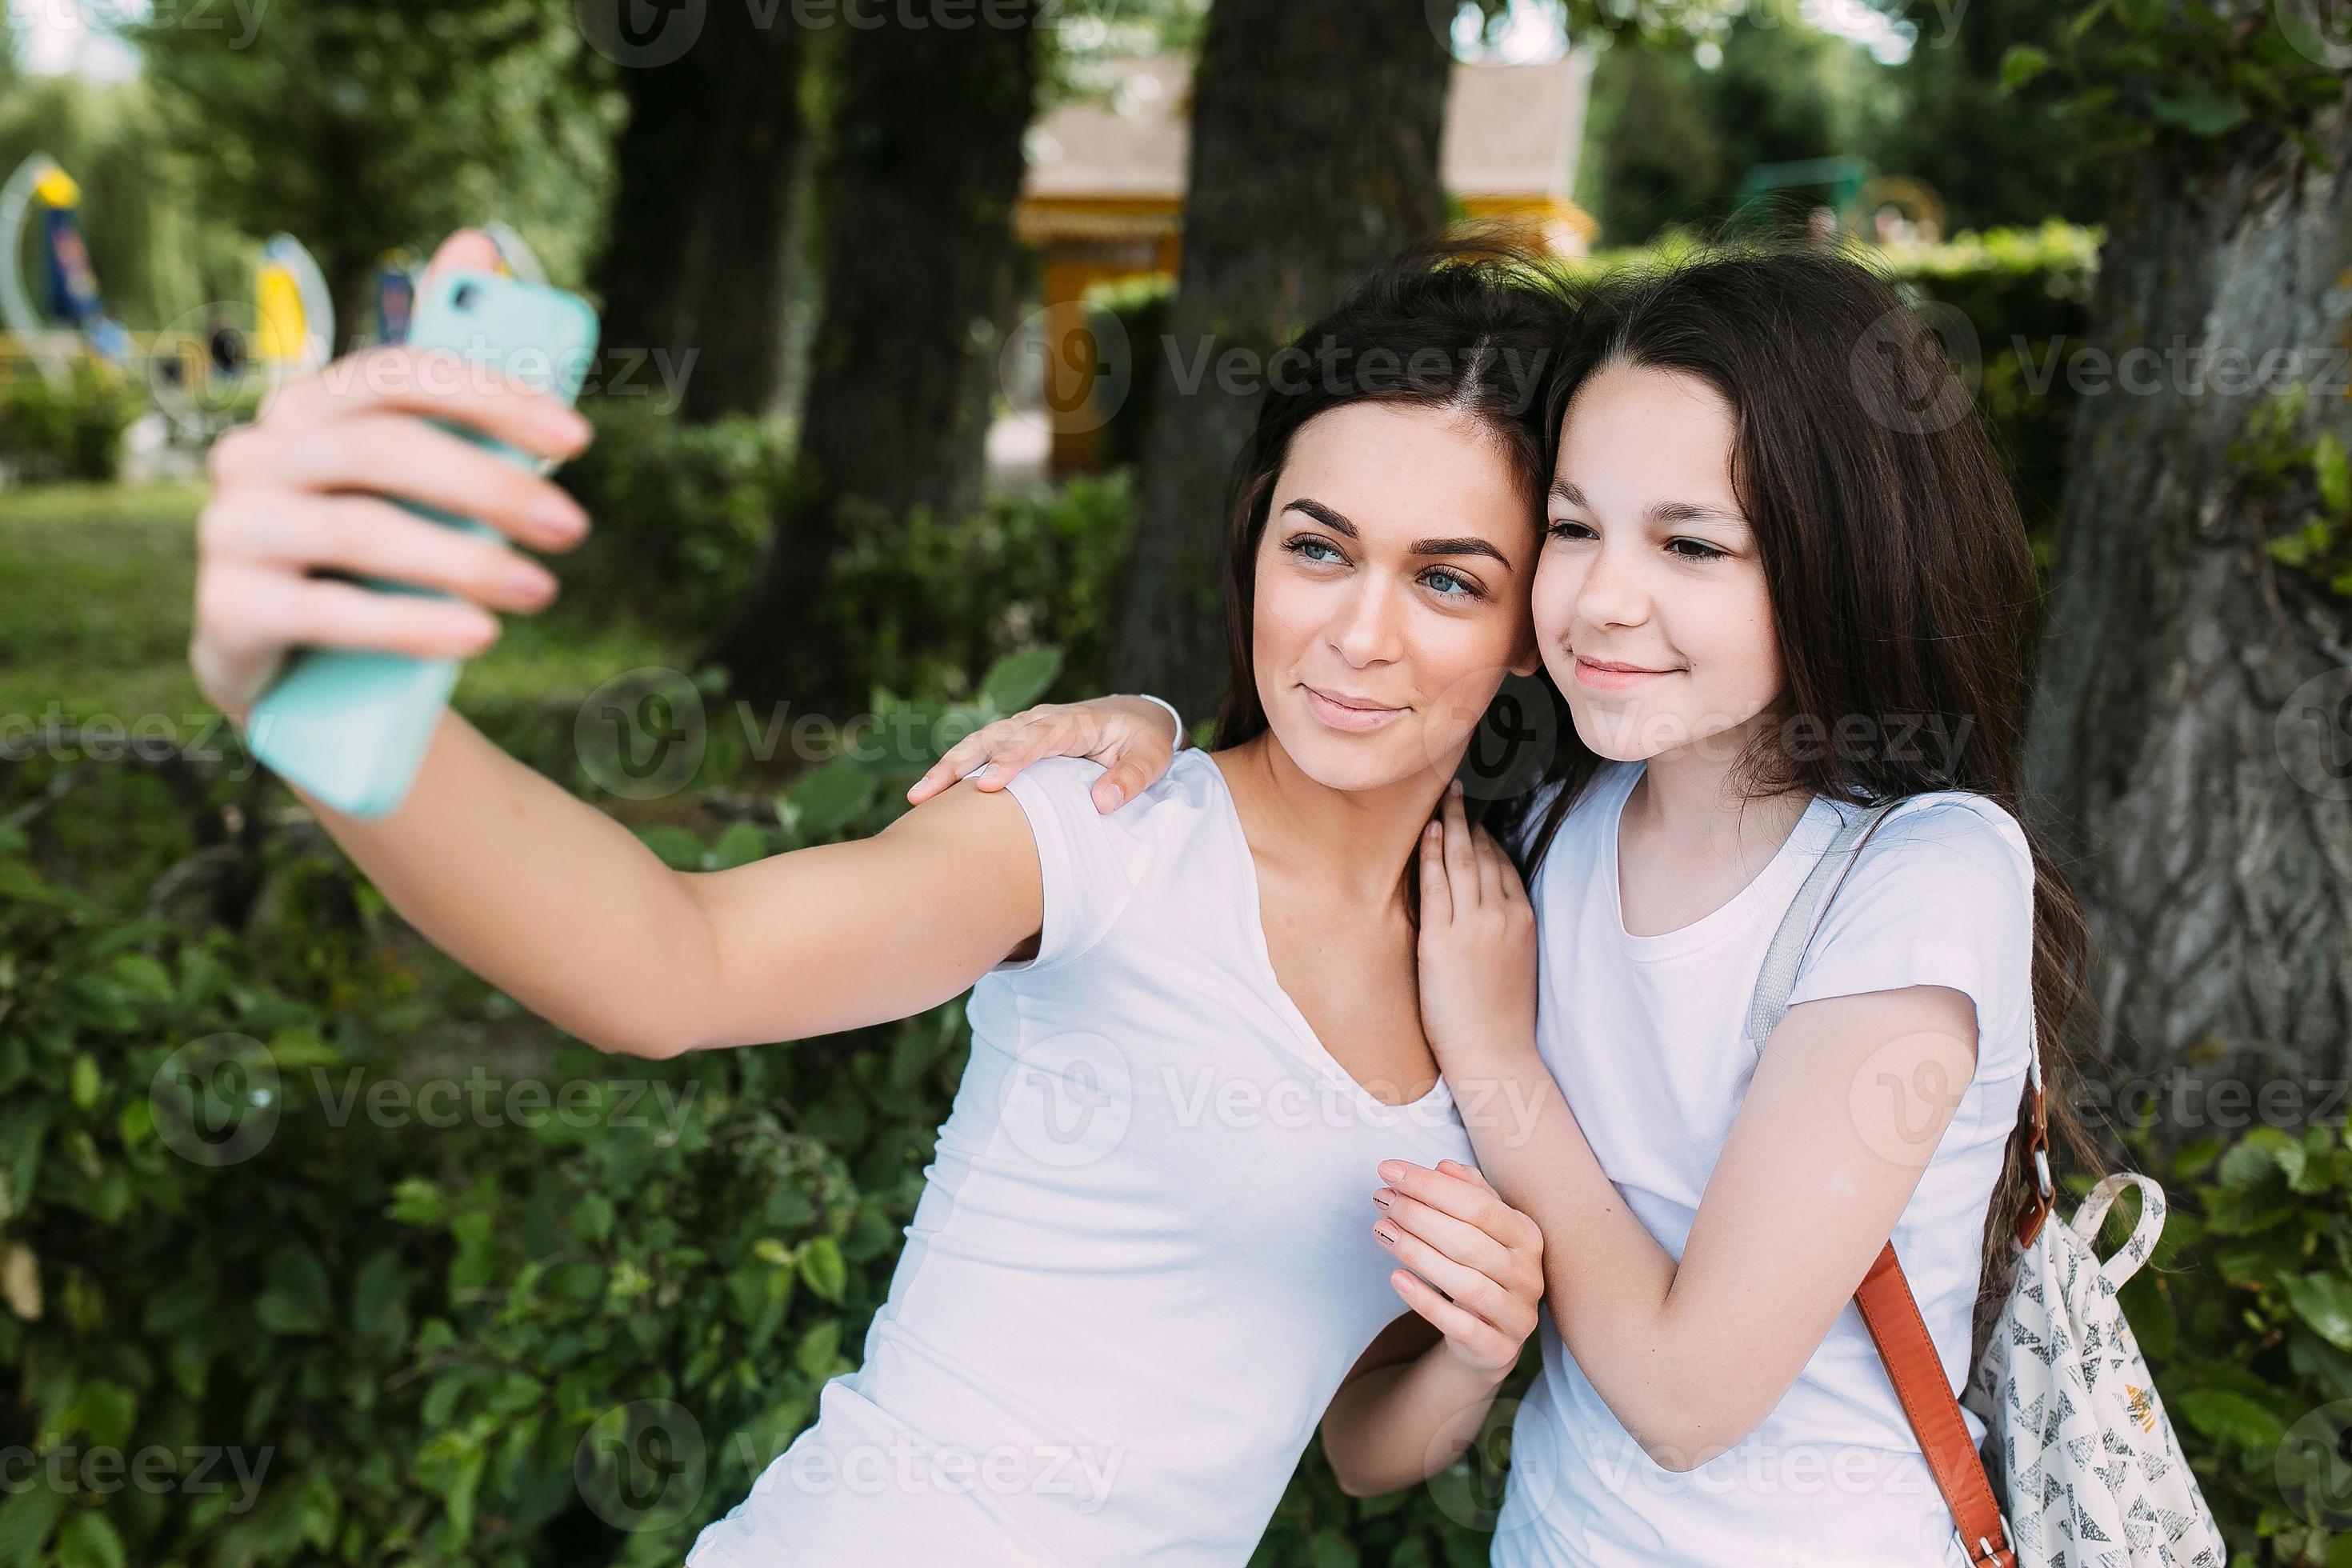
[243,269,600,818]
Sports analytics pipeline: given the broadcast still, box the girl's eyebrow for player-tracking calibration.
[1282,498,1517,570]
[1550,479,1746,530]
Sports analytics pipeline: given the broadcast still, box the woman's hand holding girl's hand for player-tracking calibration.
[189,228,594,730]
[905,695,1183,814]
[1373,1157,1544,1381]
[1416,781,1539,1070]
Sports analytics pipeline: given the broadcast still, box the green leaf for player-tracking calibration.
[786,758,878,843]
[798,1237,848,1303]
[1999,44,2053,94]
[636,825,706,871]
[67,1055,99,1112]
[2288,1274,2352,1351]
[794,1318,842,1379]
[2173,1388,2287,1450]
[254,1246,333,1336]
[979,646,1063,715]
[350,1249,411,1338]
[2147,83,2251,138]
[0,1487,65,1568]
[2317,432,2351,516]
[710,820,770,870]
[53,1513,126,1568]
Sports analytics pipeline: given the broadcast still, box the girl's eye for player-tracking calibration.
[1666,537,1728,562]
[1285,535,1346,565]
[1422,568,1481,600]
[1546,519,1596,542]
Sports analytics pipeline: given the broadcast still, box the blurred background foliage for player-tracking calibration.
[1,0,2348,1563]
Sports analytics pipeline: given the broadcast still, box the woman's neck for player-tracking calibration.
[1211,734,1450,907]
[1627,715,1812,863]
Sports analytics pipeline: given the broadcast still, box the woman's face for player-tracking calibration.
[1251,401,1542,795]
[1531,360,1784,764]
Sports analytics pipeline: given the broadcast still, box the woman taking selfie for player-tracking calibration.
[189,229,1563,1565]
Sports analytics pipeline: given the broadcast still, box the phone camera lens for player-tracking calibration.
[453,282,479,311]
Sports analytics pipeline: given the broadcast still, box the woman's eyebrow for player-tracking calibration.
[1549,480,1745,530]
[1283,498,1515,570]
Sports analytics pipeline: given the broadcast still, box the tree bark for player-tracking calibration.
[2025,94,2352,1095]
[1111,0,1454,719]
[590,6,803,422]
[706,3,1040,718]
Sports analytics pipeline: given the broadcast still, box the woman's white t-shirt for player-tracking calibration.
[1490,760,2036,1568]
[689,750,1474,1567]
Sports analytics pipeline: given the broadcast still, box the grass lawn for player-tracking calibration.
[0,481,686,740]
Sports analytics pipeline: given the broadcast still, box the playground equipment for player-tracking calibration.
[254,232,335,374]
[0,154,131,388]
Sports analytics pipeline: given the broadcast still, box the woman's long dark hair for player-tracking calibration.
[1502,242,2098,1348]
[1210,238,1574,749]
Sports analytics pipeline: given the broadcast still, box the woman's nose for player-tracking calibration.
[1330,578,1405,666]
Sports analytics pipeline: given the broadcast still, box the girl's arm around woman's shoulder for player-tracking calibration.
[1414,790,2026,1467]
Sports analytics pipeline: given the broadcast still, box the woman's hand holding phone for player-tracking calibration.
[189,229,594,729]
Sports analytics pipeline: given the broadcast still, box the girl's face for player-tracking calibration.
[1252,401,1542,794]
[1533,361,1784,764]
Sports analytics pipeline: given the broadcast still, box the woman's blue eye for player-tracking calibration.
[1423,569,1475,598]
[1288,536,1344,564]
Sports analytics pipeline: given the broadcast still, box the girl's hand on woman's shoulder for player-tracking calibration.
[1372,1157,1545,1382]
[906,694,1185,814]
[1416,782,1538,1069]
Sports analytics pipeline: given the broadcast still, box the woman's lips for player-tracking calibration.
[1302,683,1407,733]
[1573,656,1678,692]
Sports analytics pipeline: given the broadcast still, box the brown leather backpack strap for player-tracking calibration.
[1853,1245,2015,1568]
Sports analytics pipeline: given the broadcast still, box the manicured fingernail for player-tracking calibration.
[1378,1160,1404,1180]
[535,495,586,539]
[1372,1191,1392,1208]
[1449,779,1464,798]
[1374,1223,1398,1243]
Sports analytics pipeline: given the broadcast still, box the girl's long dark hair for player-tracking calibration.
[1211,238,1573,748]
[1497,243,2098,1349]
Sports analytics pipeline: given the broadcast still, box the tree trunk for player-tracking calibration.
[706,3,1040,719]
[1111,0,1454,719]
[2025,95,2352,1096]
[590,6,802,422]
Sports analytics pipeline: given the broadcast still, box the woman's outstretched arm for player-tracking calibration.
[192,226,1044,1062]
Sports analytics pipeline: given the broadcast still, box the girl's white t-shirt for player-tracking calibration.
[1490,760,2036,1568]
[689,750,1474,1568]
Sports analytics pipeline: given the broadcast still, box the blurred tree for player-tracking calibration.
[1110,0,1458,720]
[130,0,616,341]
[588,6,805,422]
[1870,0,2110,230]
[1576,10,1902,244]
[2018,2,2351,1087]
[707,3,1044,717]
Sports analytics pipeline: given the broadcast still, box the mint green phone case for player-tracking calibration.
[244,269,599,818]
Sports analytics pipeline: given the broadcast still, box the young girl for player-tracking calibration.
[942,246,2092,1565]
[188,229,1563,1564]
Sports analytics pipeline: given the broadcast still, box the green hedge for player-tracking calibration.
[3,662,2349,1566]
[0,364,147,487]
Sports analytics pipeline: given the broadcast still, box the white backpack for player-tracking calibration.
[1750,800,2228,1567]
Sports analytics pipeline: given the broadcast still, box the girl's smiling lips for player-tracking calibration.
[1573,655,1680,692]
[1302,683,1409,732]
